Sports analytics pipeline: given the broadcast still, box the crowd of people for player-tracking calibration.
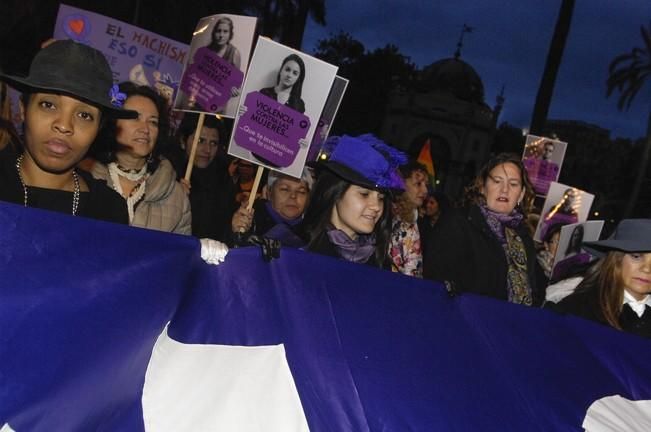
[2,40,650,341]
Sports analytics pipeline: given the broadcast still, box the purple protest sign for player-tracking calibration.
[306,76,348,162]
[524,158,560,196]
[521,134,567,197]
[234,92,311,168]
[54,4,187,106]
[179,47,244,112]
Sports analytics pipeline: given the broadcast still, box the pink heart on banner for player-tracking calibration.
[68,19,84,35]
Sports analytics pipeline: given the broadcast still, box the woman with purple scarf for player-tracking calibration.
[423,153,543,306]
[229,167,313,247]
[299,134,407,268]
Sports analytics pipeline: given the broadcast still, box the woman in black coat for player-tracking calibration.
[550,219,651,339]
[423,153,543,306]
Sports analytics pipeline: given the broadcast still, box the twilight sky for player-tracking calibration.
[301,0,651,140]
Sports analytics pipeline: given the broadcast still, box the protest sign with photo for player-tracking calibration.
[53,4,188,107]
[522,134,567,197]
[228,38,338,179]
[550,221,604,282]
[173,14,257,118]
[306,76,348,162]
[535,181,594,242]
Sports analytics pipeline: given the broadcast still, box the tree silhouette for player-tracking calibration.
[607,22,651,217]
[257,0,326,48]
[529,0,575,135]
[313,32,416,135]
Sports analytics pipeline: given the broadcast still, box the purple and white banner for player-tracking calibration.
[2,202,651,431]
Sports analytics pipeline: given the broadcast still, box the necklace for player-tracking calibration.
[113,162,148,181]
[16,154,80,216]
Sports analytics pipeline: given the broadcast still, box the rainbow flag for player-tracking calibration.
[417,138,436,187]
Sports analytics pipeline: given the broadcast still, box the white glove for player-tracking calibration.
[200,238,229,265]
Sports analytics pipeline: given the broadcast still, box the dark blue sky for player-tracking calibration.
[301,0,651,140]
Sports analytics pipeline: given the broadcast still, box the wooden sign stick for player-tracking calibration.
[247,165,265,211]
[184,112,206,182]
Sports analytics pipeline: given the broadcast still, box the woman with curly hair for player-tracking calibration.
[423,153,543,306]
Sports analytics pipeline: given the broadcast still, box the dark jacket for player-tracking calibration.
[550,288,651,339]
[260,87,305,114]
[423,205,543,305]
[0,148,128,225]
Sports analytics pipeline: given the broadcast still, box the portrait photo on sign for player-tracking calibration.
[228,37,338,179]
[549,221,604,282]
[535,181,594,242]
[174,14,257,118]
[522,134,567,197]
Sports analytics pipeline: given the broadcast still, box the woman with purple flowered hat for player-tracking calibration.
[300,134,407,268]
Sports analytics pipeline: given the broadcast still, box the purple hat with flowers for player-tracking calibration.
[317,134,407,191]
[0,40,137,119]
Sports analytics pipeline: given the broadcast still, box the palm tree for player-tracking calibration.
[607,22,651,217]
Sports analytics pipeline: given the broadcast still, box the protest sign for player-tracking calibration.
[550,220,604,282]
[522,134,567,197]
[53,4,188,106]
[228,38,338,179]
[535,181,595,242]
[174,14,257,118]
[306,76,348,162]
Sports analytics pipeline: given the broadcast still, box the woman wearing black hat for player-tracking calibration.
[300,134,407,267]
[550,219,651,339]
[0,40,136,223]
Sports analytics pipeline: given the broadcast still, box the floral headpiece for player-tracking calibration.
[320,134,407,191]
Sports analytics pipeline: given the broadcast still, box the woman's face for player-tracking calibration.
[620,253,651,301]
[22,93,101,174]
[569,227,583,249]
[270,177,309,220]
[331,185,384,239]
[403,170,428,208]
[545,231,561,257]
[279,60,301,89]
[481,162,525,215]
[185,126,219,169]
[116,95,159,159]
[563,190,579,213]
[212,22,231,46]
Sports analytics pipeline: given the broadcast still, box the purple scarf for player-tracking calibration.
[265,201,303,226]
[478,204,524,244]
[326,228,377,263]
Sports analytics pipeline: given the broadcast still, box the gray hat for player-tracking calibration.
[0,40,137,119]
[583,219,651,258]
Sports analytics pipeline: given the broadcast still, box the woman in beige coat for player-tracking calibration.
[90,82,191,234]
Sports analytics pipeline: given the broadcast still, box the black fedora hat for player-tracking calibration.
[0,40,137,119]
[583,219,651,258]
